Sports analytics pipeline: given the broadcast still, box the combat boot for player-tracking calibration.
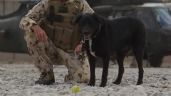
[35,70,55,85]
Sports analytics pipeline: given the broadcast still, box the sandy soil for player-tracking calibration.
[0,64,170,96]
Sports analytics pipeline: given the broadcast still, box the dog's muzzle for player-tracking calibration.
[82,32,91,40]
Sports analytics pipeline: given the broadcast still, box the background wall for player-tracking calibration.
[0,0,20,16]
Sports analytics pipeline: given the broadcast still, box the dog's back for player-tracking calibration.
[105,17,146,53]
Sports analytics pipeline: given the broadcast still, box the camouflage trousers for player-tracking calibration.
[24,30,90,83]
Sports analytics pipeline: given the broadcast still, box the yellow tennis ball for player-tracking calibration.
[71,85,80,93]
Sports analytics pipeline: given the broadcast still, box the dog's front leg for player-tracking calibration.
[100,56,110,87]
[84,40,96,86]
[87,54,96,86]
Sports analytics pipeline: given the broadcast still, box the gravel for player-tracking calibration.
[0,64,170,96]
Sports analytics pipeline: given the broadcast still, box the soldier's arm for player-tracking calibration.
[19,0,49,31]
[81,0,94,14]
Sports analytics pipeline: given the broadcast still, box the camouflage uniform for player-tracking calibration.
[20,0,94,84]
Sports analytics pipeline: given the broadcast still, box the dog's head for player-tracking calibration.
[73,13,103,40]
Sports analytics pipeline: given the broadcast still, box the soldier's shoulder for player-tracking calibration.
[67,0,84,3]
[39,0,49,4]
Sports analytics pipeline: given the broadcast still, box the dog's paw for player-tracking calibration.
[113,81,121,85]
[100,83,106,87]
[88,83,95,86]
[136,81,143,85]
[88,79,95,86]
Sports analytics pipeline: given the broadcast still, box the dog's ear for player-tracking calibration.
[92,13,104,24]
[72,14,82,25]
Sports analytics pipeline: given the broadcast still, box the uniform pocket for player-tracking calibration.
[54,26,74,50]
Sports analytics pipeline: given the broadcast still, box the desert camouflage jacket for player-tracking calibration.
[20,0,94,51]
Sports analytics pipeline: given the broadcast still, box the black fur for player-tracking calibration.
[74,13,146,87]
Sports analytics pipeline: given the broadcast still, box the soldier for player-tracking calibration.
[20,0,94,85]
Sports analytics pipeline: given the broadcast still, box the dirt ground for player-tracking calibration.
[0,64,170,96]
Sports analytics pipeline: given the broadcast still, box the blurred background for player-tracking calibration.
[0,0,171,67]
[0,0,39,64]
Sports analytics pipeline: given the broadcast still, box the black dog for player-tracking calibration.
[73,13,146,87]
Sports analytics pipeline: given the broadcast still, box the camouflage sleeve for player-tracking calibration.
[81,0,94,14]
[19,0,49,31]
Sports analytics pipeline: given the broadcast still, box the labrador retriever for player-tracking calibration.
[73,13,146,87]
